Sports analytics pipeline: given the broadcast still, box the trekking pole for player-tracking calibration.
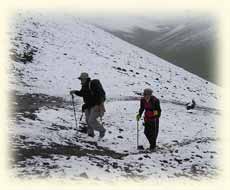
[71,95,78,130]
[79,112,83,122]
[137,120,139,149]
[137,120,144,150]
[154,118,157,148]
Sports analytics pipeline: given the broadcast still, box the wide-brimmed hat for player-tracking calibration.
[143,88,153,96]
[78,72,89,80]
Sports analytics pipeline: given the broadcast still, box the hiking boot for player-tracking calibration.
[99,130,106,138]
[79,127,88,134]
[87,128,95,138]
[149,147,156,152]
[149,145,156,152]
[88,133,95,138]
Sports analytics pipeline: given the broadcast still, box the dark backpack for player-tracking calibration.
[89,79,106,103]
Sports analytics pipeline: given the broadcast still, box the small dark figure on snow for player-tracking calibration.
[70,72,106,139]
[136,88,161,151]
[186,99,196,110]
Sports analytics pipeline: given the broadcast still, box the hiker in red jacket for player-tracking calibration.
[136,88,161,151]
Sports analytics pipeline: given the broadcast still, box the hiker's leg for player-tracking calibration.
[144,122,154,147]
[145,121,155,148]
[88,106,105,133]
[144,126,150,144]
[85,109,94,136]
[85,109,89,125]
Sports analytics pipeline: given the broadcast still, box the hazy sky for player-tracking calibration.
[82,12,214,32]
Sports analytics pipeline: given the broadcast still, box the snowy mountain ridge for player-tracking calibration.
[10,12,220,107]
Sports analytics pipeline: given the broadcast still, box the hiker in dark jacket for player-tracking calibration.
[136,88,161,151]
[70,72,106,138]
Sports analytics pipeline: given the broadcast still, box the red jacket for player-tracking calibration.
[139,96,161,122]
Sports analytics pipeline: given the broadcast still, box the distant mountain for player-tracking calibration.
[85,15,218,85]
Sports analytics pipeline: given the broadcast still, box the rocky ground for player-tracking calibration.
[9,91,220,181]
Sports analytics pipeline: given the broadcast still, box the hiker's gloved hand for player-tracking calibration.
[148,111,158,117]
[82,104,87,112]
[153,111,158,116]
[70,90,76,95]
[136,114,141,121]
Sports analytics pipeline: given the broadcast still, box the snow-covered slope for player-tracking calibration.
[9,12,221,181]
[86,15,217,85]
[9,12,219,107]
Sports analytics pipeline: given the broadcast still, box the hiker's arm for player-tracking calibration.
[155,99,161,118]
[138,99,144,116]
[70,90,83,97]
[74,91,82,96]
[74,87,86,97]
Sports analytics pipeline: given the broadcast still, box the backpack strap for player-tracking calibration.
[88,80,92,93]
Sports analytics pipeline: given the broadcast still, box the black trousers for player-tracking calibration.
[144,118,159,149]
